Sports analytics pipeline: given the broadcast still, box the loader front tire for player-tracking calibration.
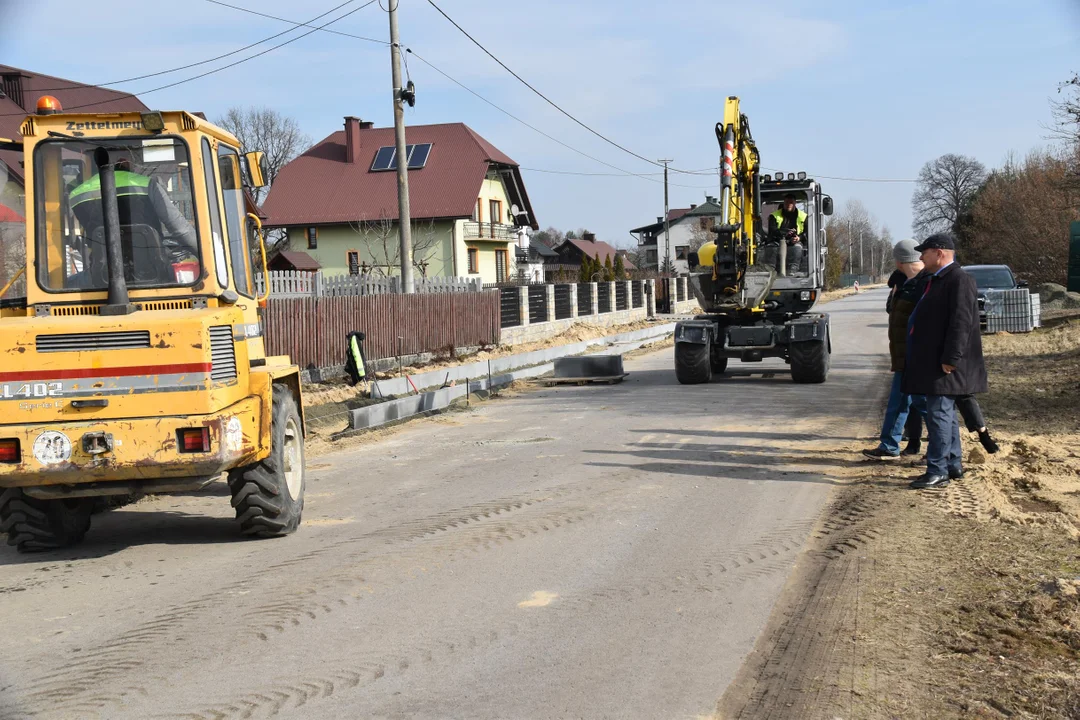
[789,339,830,384]
[228,384,305,537]
[710,351,728,375]
[0,490,93,553]
[675,341,712,385]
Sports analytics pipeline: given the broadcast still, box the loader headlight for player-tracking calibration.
[800,291,811,301]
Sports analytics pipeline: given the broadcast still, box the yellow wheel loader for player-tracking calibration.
[0,97,305,552]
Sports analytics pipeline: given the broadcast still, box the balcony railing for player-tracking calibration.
[463,221,517,241]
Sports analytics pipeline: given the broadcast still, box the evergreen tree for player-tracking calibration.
[579,256,592,283]
[613,253,626,280]
[603,255,614,281]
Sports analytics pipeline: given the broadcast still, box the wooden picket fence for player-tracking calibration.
[261,290,501,368]
[255,271,483,298]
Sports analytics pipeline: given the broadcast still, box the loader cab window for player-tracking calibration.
[0,159,26,304]
[33,137,202,292]
[217,144,253,297]
[760,191,812,278]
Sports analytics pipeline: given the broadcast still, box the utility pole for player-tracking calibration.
[658,159,672,273]
[388,0,414,293]
[859,230,864,277]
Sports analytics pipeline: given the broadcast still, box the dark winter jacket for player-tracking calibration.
[888,270,930,372]
[885,269,907,313]
[901,263,988,396]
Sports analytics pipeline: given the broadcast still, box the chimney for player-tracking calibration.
[344,116,361,164]
[582,231,596,243]
[656,217,663,224]
[690,203,697,210]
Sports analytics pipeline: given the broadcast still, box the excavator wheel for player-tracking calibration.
[789,339,830,384]
[0,489,93,553]
[228,384,305,537]
[675,341,712,384]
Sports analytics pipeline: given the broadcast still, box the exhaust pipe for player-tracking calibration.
[95,147,137,316]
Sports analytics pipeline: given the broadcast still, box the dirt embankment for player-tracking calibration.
[720,316,1080,720]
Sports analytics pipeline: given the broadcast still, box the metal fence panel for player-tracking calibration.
[632,281,644,308]
[596,283,611,313]
[614,282,628,311]
[576,283,593,316]
[500,286,521,328]
[553,284,573,320]
[528,285,549,324]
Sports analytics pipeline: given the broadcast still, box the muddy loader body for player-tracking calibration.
[674,97,834,384]
[0,100,305,551]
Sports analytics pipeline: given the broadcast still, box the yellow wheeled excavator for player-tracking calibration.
[0,97,305,552]
[675,97,835,384]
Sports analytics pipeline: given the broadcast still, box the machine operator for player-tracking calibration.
[765,193,806,274]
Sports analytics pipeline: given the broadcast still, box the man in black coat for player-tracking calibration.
[902,233,988,489]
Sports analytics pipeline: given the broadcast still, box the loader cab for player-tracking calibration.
[15,109,268,344]
[759,174,831,294]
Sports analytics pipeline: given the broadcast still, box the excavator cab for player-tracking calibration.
[0,100,306,553]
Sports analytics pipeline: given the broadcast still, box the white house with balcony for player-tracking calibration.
[262,118,538,284]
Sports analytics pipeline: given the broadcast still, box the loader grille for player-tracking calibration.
[36,330,151,353]
[209,326,237,382]
[48,299,195,316]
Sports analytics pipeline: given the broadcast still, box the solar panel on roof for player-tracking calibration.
[371,146,396,171]
[370,143,431,171]
[408,143,431,169]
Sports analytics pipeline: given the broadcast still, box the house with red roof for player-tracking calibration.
[261,117,538,284]
[552,232,635,274]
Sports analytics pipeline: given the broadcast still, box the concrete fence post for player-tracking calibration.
[590,282,599,315]
[569,282,578,318]
[518,285,530,326]
[545,283,555,323]
[680,277,688,306]
[647,279,656,317]
[606,282,616,313]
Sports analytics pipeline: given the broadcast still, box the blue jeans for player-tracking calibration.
[925,395,963,477]
[878,372,926,454]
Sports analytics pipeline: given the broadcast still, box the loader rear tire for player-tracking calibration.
[675,342,712,384]
[789,339,830,384]
[710,352,728,374]
[0,490,93,553]
[228,384,305,538]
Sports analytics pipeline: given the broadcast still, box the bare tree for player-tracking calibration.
[911,154,987,238]
[215,107,311,205]
[1051,72,1080,146]
[687,217,715,252]
[349,212,444,278]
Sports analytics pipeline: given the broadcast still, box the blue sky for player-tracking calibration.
[3,0,1078,247]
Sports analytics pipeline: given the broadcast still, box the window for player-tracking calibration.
[34,136,202,292]
[307,227,318,250]
[489,200,502,233]
[218,144,252,297]
[495,249,508,283]
[370,143,433,171]
[202,138,229,288]
[347,251,360,275]
[699,217,713,230]
[675,246,689,260]
[467,248,479,274]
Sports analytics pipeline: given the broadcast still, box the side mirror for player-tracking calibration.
[244,151,269,188]
[822,195,834,216]
[687,252,699,270]
[1017,279,1029,288]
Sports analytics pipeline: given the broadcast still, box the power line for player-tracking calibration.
[0,0,378,117]
[199,0,718,189]
[21,0,373,95]
[424,0,704,176]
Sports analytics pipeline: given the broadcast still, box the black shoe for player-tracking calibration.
[978,430,999,454]
[901,442,921,457]
[862,447,900,460]
[910,474,951,489]
[949,467,964,480]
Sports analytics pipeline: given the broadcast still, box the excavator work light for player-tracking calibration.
[775,172,785,181]
[36,96,62,115]
[797,171,807,180]
[762,174,771,182]
[140,112,166,132]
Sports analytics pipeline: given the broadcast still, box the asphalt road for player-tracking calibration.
[0,290,891,720]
